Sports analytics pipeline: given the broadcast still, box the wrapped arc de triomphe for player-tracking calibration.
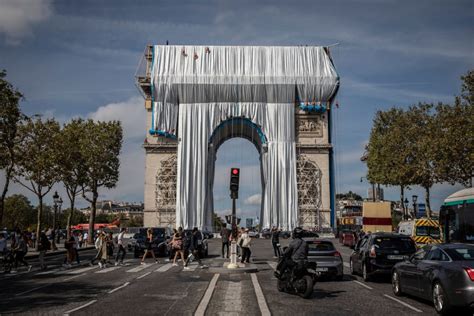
[136,45,340,231]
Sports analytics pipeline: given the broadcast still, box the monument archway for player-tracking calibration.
[138,45,339,231]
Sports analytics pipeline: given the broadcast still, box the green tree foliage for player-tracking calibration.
[14,118,60,249]
[80,120,122,242]
[0,70,24,227]
[57,208,88,228]
[58,119,87,237]
[3,194,36,230]
[336,191,363,201]
[128,215,144,227]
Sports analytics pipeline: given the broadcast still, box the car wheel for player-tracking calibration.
[335,273,344,281]
[362,263,370,282]
[433,281,451,315]
[392,270,403,296]
[350,259,356,275]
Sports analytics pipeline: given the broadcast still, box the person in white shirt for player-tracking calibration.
[115,227,127,266]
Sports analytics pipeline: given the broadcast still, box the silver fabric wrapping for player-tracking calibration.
[151,45,339,230]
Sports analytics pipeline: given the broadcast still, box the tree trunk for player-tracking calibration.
[400,185,405,220]
[0,167,12,227]
[424,186,431,219]
[36,195,43,251]
[87,189,98,244]
[66,196,75,239]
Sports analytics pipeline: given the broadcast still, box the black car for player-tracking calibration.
[261,228,272,239]
[134,227,172,258]
[279,231,291,239]
[349,233,416,281]
[392,244,474,315]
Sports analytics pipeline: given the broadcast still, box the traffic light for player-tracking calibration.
[230,167,240,199]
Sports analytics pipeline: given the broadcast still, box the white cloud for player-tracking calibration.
[0,0,52,45]
[244,194,261,206]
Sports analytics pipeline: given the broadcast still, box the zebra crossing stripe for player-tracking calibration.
[183,263,198,272]
[63,266,97,275]
[95,266,121,274]
[155,263,173,272]
[127,264,155,273]
[267,261,277,271]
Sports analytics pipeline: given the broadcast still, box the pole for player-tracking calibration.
[228,197,238,269]
[52,203,58,250]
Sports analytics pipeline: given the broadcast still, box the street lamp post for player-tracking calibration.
[412,195,418,219]
[52,191,62,250]
[403,198,409,220]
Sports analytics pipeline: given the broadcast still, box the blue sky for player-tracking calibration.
[0,0,472,222]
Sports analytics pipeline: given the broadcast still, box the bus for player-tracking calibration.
[440,188,474,243]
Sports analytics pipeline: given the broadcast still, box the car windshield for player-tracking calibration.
[373,237,416,251]
[445,246,474,260]
[416,226,441,239]
[308,241,335,251]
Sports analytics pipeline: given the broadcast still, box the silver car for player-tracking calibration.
[306,239,344,281]
[392,243,474,315]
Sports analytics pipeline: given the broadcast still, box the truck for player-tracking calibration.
[397,218,442,246]
[362,201,392,233]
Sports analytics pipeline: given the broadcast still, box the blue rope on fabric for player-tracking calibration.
[298,103,327,113]
[149,129,177,139]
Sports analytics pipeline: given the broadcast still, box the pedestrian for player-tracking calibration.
[172,227,185,266]
[83,231,89,247]
[114,228,127,266]
[38,232,50,270]
[141,228,158,265]
[63,234,75,268]
[221,224,230,258]
[239,228,252,264]
[168,228,177,262]
[31,232,36,248]
[271,226,281,258]
[73,231,80,264]
[90,230,106,267]
[11,232,32,273]
[106,232,114,263]
[184,227,207,270]
[78,231,83,248]
[0,232,7,256]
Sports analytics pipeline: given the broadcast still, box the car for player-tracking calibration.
[349,232,416,281]
[183,229,209,258]
[306,239,343,281]
[392,243,474,315]
[342,231,357,248]
[279,231,291,239]
[133,227,173,258]
[261,228,272,239]
[202,230,214,239]
[248,230,260,238]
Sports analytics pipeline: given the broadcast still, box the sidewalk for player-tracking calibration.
[25,244,95,259]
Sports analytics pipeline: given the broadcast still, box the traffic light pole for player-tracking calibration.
[228,167,240,269]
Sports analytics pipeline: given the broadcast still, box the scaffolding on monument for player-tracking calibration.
[155,154,177,227]
[297,154,324,229]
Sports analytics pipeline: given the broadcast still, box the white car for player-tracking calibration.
[248,230,260,238]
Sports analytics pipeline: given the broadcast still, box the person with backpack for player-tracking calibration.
[172,227,185,266]
[114,228,127,266]
[184,227,207,270]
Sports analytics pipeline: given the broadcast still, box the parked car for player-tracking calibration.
[349,232,416,281]
[248,230,260,238]
[392,243,474,315]
[133,227,173,258]
[202,230,214,239]
[261,228,272,239]
[307,239,343,280]
[183,229,209,258]
[279,231,291,239]
[342,231,357,248]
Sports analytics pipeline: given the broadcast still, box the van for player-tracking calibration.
[397,218,442,246]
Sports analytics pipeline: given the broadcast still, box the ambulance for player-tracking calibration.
[397,218,442,246]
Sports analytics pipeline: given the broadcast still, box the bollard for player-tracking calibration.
[227,241,239,269]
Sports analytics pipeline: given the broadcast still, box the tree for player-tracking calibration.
[336,191,363,201]
[80,120,122,243]
[14,118,60,250]
[0,70,24,227]
[58,119,87,238]
[3,194,36,229]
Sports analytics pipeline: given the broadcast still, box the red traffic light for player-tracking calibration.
[232,168,239,175]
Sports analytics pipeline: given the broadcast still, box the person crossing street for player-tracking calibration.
[115,228,127,266]
[184,227,207,270]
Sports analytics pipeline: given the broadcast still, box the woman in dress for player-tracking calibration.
[141,228,158,265]
[172,227,185,266]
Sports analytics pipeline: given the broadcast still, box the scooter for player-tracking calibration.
[274,246,318,299]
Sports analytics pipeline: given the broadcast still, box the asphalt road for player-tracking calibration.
[0,237,442,315]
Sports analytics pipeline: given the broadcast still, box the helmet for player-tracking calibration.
[292,227,304,239]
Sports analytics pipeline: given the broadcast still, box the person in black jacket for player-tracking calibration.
[276,227,308,278]
[184,227,208,269]
[271,226,281,258]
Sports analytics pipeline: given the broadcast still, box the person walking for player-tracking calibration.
[38,232,50,270]
[90,231,107,267]
[83,231,88,247]
[271,226,281,258]
[115,228,127,266]
[106,232,115,264]
[11,232,32,273]
[220,224,230,258]
[63,234,75,268]
[73,231,81,265]
[172,227,185,266]
[184,227,207,270]
[240,228,252,264]
[141,228,158,265]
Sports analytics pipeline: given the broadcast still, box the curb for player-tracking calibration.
[25,246,95,259]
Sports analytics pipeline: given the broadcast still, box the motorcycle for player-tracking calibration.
[274,246,318,299]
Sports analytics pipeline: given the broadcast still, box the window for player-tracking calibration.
[359,237,368,250]
[426,248,449,261]
[445,246,474,260]
[416,226,441,239]
[373,237,416,251]
[413,247,429,260]
[308,241,335,251]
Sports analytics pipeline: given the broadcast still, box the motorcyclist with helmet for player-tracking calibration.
[276,227,308,279]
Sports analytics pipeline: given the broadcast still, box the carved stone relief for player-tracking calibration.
[296,115,323,137]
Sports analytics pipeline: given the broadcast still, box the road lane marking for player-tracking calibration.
[108,282,130,294]
[195,273,220,316]
[155,263,173,272]
[136,271,151,279]
[15,284,50,296]
[267,261,277,270]
[36,268,61,275]
[343,262,350,268]
[251,273,271,316]
[353,280,373,290]
[127,264,153,273]
[63,300,97,315]
[63,273,86,281]
[95,266,121,274]
[183,263,198,272]
[383,294,423,313]
[63,266,97,275]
